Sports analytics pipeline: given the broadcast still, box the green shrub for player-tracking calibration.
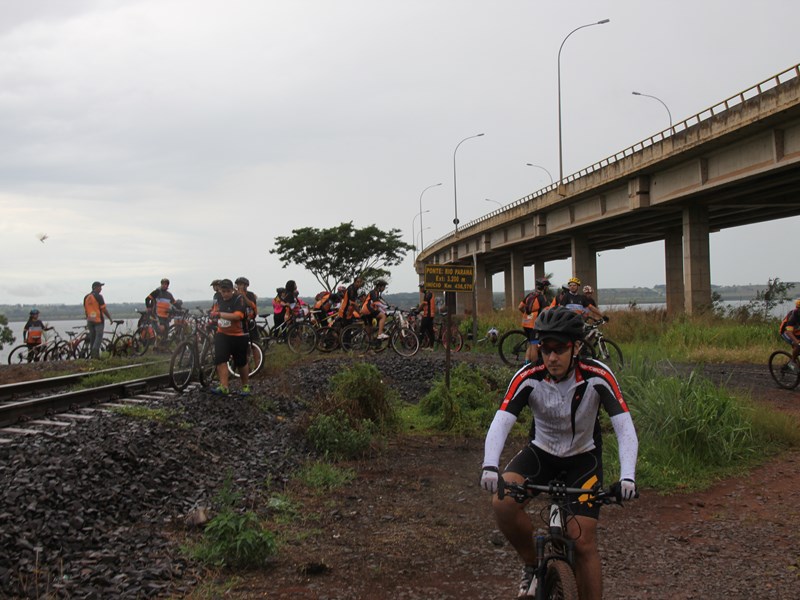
[306,409,375,459]
[187,479,277,568]
[419,363,507,435]
[328,362,399,432]
[296,461,356,493]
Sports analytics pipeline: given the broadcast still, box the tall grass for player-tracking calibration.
[602,355,800,491]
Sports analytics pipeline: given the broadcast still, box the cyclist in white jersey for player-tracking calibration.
[480,307,638,599]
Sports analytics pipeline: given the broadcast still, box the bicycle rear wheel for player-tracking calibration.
[498,330,528,368]
[442,326,464,352]
[198,337,217,387]
[287,322,317,354]
[544,559,579,600]
[169,341,197,391]
[391,327,419,357]
[340,323,369,355]
[769,350,800,390]
[316,326,340,352]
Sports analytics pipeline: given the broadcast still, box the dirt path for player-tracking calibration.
[222,374,800,600]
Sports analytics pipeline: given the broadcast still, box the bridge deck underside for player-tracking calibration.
[476,162,800,274]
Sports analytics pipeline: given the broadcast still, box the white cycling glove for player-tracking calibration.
[480,466,499,493]
[619,478,637,501]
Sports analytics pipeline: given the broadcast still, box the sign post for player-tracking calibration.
[423,265,474,388]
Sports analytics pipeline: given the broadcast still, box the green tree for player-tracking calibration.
[0,314,15,350]
[754,277,795,319]
[271,222,414,291]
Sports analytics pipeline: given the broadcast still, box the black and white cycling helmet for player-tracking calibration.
[535,278,551,290]
[533,307,585,343]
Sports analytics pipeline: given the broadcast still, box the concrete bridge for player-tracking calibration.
[417,64,800,315]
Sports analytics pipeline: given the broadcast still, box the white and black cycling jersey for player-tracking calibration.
[484,358,637,481]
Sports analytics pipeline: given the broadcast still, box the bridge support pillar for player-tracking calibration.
[475,257,493,315]
[505,250,525,309]
[571,236,597,299]
[683,205,712,314]
[533,262,546,282]
[665,230,685,315]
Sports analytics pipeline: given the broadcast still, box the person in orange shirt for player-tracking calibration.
[209,279,250,396]
[83,281,113,359]
[146,278,176,350]
[519,278,551,364]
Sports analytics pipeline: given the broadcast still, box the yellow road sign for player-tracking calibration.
[423,265,474,292]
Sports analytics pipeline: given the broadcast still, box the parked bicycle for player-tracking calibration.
[582,317,624,370]
[255,310,317,355]
[497,475,636,600]
[407,310,463,352]
[7,326,55,364]
[169,314,217,392]
[498,328,529,368]
[768,348,800,389]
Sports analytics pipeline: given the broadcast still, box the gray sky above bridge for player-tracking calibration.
[1,0,798,306]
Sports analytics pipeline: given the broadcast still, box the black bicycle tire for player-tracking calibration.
[444,327,464,352]
[498,330,529,367]
[544,559,579,600]
[111,334,138,358]
[8,344,34,365]
[596,338,624,370]
[169,341,197,391]
[287,322,317,355]
[340,323,369,355]
[198,337,216,387]
[391,327,419,357]
[316,326,340,352]
[768,350,800,390]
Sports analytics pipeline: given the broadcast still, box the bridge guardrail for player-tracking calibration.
[426,63,800,250]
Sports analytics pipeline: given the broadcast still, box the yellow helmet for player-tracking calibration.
[795,298,800,308]
[568,277,581,286]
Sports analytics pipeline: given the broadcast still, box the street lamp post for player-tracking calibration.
[632,91,673,132]
[411,210,430,262]
[418,183,441,252]
[525,163,554,184]
[557,19,610,188]
[453,133,485,235]
[485,198,502,208]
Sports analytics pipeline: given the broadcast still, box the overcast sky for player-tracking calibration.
[1,0,798,306]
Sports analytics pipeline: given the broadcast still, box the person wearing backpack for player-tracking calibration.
[518,278,551,364]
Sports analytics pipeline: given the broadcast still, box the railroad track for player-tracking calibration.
[0,364,178,431]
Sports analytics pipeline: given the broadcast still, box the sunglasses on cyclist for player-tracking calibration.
[539,342,574,357]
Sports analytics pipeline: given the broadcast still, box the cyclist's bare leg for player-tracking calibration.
[239,367,249,387]
[491,472,537,566]
[376,312,387,336]
[567,515,601,600]
[525,342,539,364]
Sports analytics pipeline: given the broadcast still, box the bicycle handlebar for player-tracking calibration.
[497,476,637,506]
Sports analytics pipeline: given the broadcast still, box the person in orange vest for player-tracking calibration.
[208,278,251,396]
[83,281,113,359]
[235,276,259,345]
[23,309,48,347]
[146,278,177,350]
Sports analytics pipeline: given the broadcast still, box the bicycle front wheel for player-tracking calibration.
[391,328,419,357]
[112,334,139,358]
[596,338,623,370]
[769,350,800,390]
[169,341,197,391]
[316,326,340,352]
[442,327,463,352]
[340,323,369,355]
[544,559,579,600]
[287,323,317,355]
[498,330,528,368]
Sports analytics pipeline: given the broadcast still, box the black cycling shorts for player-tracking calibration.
[504,443,604,519]
[214,333,249,367]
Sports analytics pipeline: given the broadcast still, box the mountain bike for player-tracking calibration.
[340,308,420,357]
[408,310,463,352]
[256,312,317,355]
[768,349,800,390]
[107,320,139,357]
[582,318,623,370]
[169,319,216,392]
[497,475,636,600]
